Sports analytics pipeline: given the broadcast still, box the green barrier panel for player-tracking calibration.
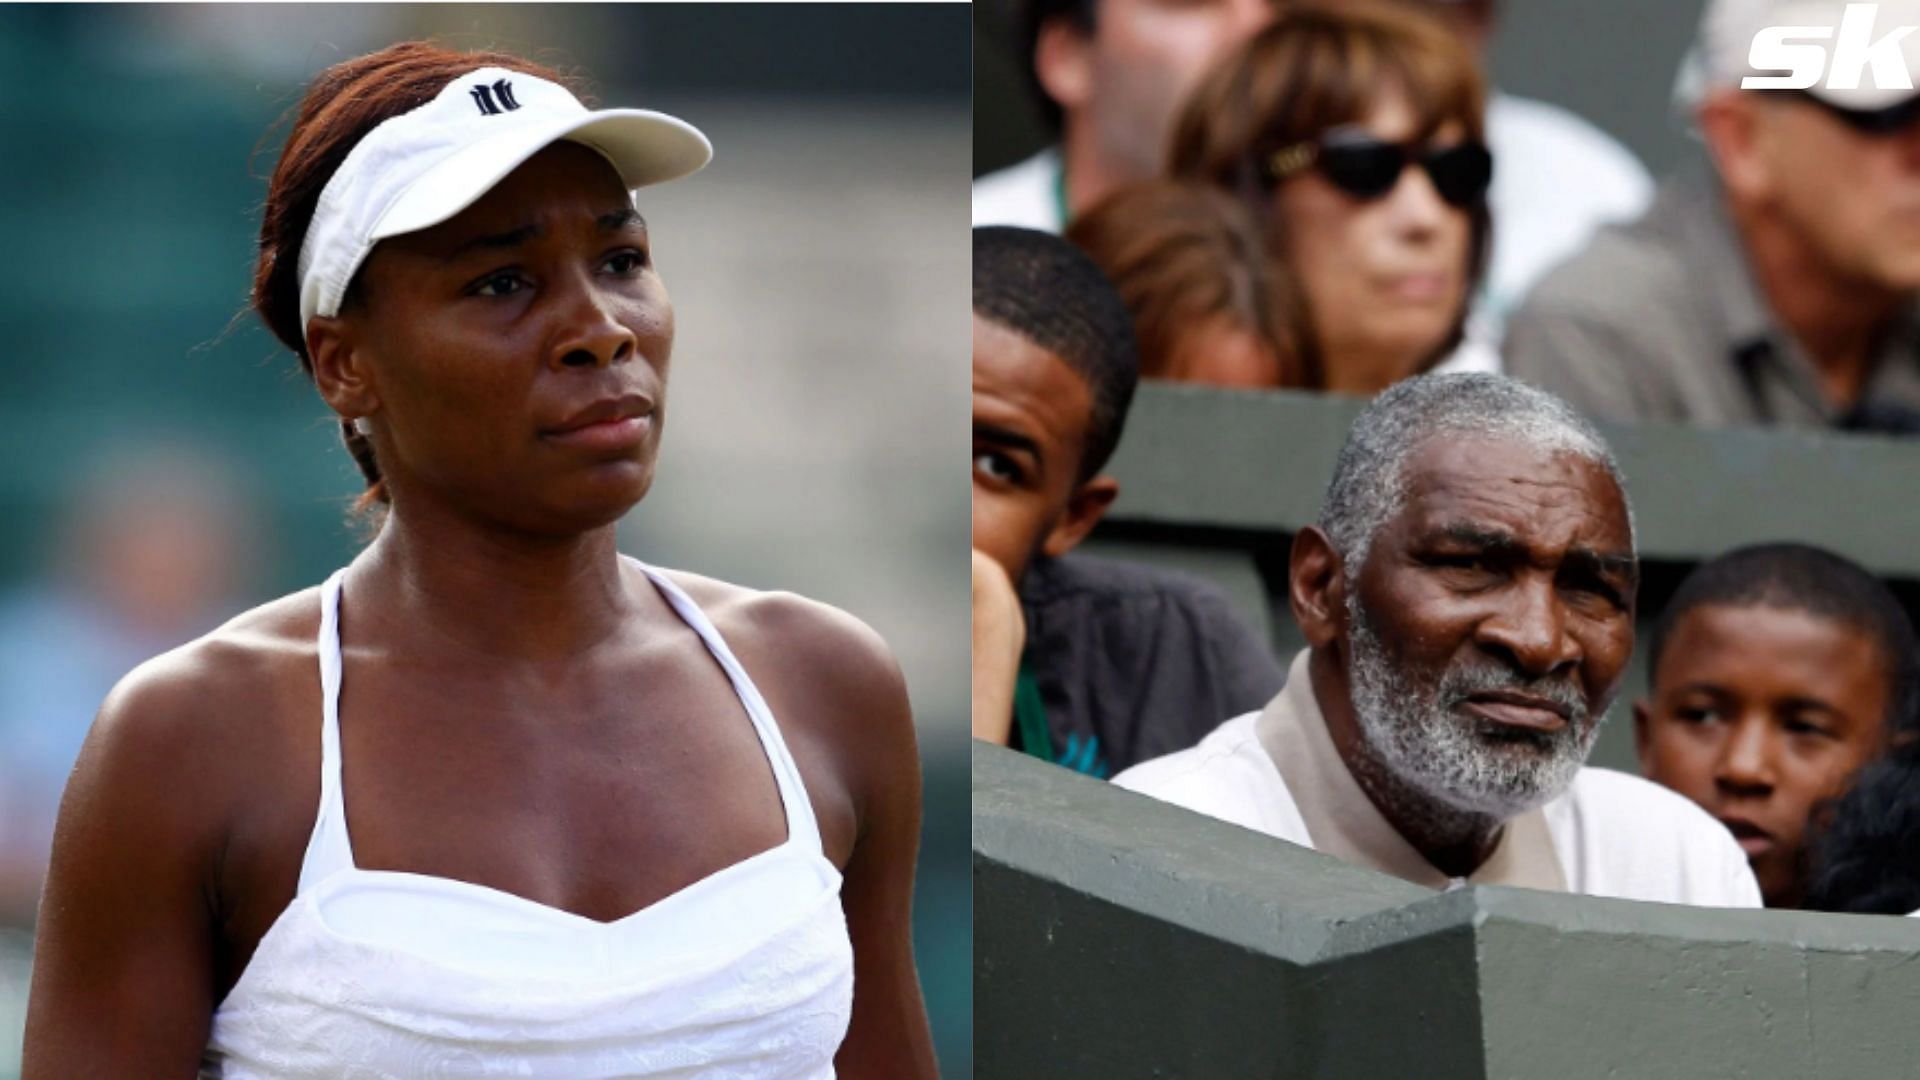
[975,742,1920,1080]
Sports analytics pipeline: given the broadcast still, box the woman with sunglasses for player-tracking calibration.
[22,42,936,1078]
[1169,0,1494,395]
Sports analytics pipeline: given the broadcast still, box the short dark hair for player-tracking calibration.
[973,226,1140,480]
[1016,0,1098,135]
[1648,543,1920,738]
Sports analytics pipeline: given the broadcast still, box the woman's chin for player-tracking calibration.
[536,465,654,533]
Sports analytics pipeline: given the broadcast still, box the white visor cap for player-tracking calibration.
[296,66,712,336]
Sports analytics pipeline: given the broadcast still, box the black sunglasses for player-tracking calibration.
[1787,88,1920,135]
[1264,126,1494,208]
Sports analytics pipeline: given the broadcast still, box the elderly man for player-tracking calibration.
[1116,374,1761,904]
[1506,0,1920,431]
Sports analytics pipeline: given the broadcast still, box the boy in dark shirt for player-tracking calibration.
[971,226,1283,775]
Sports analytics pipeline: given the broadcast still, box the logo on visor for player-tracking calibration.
[469,79,522,116]
[1745,3,1918,90]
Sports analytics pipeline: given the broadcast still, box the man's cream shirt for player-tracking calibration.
[1115,651,1763,906]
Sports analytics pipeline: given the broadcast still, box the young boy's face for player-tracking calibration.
[1636,603,1892,907]
[971,313,1112,586]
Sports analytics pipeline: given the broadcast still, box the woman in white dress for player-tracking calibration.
[23,42,935,1078]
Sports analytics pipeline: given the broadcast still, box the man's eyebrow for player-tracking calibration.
[1428,524,1638,581]
[599,208,646,232]
[974,422,1043,464]
[1428,523,1519,552]
[1564,546,1639,584]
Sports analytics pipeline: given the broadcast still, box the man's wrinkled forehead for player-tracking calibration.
[1393,433,1635,555]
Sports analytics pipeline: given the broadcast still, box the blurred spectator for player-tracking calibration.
[1635,544,1918,908]
[1507,0,1920,431]
[1806,737,1920,915]
[1168,1,1494,394]
[1067,180,1307,387]
[972,227,1284,775]
[972,0,1274,230]
[0,445,258,924]
[1375,0,1654,341]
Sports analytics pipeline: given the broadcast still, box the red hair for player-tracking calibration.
[1069,180,1312,388]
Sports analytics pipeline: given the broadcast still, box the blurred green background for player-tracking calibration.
[0,4,970,1075]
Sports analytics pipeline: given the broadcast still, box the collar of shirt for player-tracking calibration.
[1254,650,1567,893]
[1675,169,1920,425]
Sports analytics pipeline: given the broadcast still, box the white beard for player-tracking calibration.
[1344,594,1602,820]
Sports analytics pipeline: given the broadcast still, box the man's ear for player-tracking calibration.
[1034,17,1095,114]
[1697,90,1769,204]
[1632,699,1654,770]
[307,313,381,423]
[1041,474,1118,559]
[1290,525,1348,649]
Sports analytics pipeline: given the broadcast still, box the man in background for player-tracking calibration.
[972,226,1285,775]
[0,445,258,924]
[1507,0,1920,430]
[972,0,1275,230]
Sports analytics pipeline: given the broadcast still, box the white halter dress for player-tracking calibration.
[201,563,854,1078]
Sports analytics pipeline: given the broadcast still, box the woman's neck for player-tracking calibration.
[350,500,637,664]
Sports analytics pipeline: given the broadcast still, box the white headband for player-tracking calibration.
[295,66,712,340]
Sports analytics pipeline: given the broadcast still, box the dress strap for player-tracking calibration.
[296,569,356,893]
[632,560,826,860]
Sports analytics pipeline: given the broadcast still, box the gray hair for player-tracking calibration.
[1319,373,1633,573]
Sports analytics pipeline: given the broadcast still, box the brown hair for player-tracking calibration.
[252,42,584,511]
[1068,180,1315,388]
[1166,0,1490,370]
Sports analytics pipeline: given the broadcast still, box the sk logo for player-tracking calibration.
[1746,3,1918,91]
[470,79,522,117]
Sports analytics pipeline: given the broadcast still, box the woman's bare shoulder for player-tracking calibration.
[86,588,324,787]
[654,569,902,694]
[37,586,328,923]
[651,568,918,851]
